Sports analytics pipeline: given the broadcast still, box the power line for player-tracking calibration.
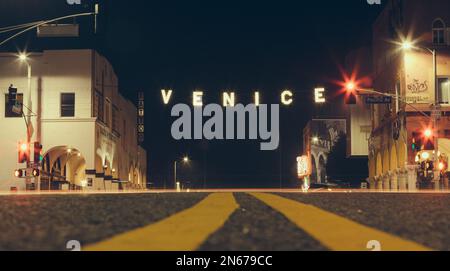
[0,21,45,33]
[0,12,96,47]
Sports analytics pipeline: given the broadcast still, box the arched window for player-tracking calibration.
[432,19,446,45]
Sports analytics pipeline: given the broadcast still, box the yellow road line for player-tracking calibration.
[85,193,238,251]
[250,193,431,251]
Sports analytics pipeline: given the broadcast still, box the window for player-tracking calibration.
[432,19,446,45]
[93,90,104,122]
[122,120,126,146]
[105,99,111,127]
[60,93,75,117]
[438,77,450,104]
[4,93,23,118]
[112,105,120,134]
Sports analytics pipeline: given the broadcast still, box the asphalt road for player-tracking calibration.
[0,191,448,251]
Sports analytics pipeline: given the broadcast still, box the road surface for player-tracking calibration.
[0,191,448,251]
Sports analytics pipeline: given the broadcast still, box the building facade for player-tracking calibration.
[368,0,450,190]
[302,119,347,184]
[345,47,373,158]
[0,49,147,191]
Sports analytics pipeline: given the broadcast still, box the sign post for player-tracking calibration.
[297,155,311,191]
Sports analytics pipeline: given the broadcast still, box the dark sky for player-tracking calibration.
[0,0,384,188]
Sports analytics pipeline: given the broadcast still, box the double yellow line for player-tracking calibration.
[86,193,238,251]
[86,193,431,251]
[251,193,431,251]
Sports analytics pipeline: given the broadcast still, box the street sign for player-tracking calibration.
[365,95,392,104]
[297,155,310,178]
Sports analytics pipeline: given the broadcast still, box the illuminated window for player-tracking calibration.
[432,19,446,45]
[60,93,75,117]
[438,77,450,104]
[4,93,23,118]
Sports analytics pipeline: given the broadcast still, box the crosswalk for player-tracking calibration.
[85,193,432,251]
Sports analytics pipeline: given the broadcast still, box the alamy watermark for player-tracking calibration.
[66,0,81,5]
[367,0,381,5]
[171,104,279,151]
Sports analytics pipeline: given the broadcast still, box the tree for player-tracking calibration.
[325,133,368,186]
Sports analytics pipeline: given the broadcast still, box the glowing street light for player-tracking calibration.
[18,53,28,62]
[424,129,433,139]
[401,41,413,50]
[174,155,190,190]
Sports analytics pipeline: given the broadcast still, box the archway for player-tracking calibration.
[369,153,376,179]
[382,148,390,173]
[376,152,383,176]
[390,144,398,171]
[41,146,86,190]
[398,141,407,168]
[310,155,317,184]
[318,154,327,184]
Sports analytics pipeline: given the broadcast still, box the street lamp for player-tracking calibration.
[401,41,413,50]
[401,40,440,183]
[18,53,28,62]
[174,156,189,190]
[18,52,36,190]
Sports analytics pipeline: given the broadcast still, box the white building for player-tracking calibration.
[0,49,147,191]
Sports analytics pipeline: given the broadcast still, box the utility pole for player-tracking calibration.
[431,49,441,188]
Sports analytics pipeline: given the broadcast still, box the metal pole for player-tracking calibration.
[174,161,177,190]
[432,49,440,186]
[25,63,32,190]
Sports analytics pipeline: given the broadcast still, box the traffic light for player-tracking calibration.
[423,128,435,150]
[18,141,30,164]
[34,142,43,163]
[345,82,357,105]
[14,169,23,178]
[411,135,422,152]
[411,137,422,152]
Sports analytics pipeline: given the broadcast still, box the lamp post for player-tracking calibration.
[174,156,189,190]
[18,53,37,190]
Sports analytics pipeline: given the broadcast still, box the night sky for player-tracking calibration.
[0,0,384,188]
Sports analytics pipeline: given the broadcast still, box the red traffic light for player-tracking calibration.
[344,81,357,105]
[346,82,356,92]
[438,161,448,172]
[18,141,30,164]
[424,129,433,138]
